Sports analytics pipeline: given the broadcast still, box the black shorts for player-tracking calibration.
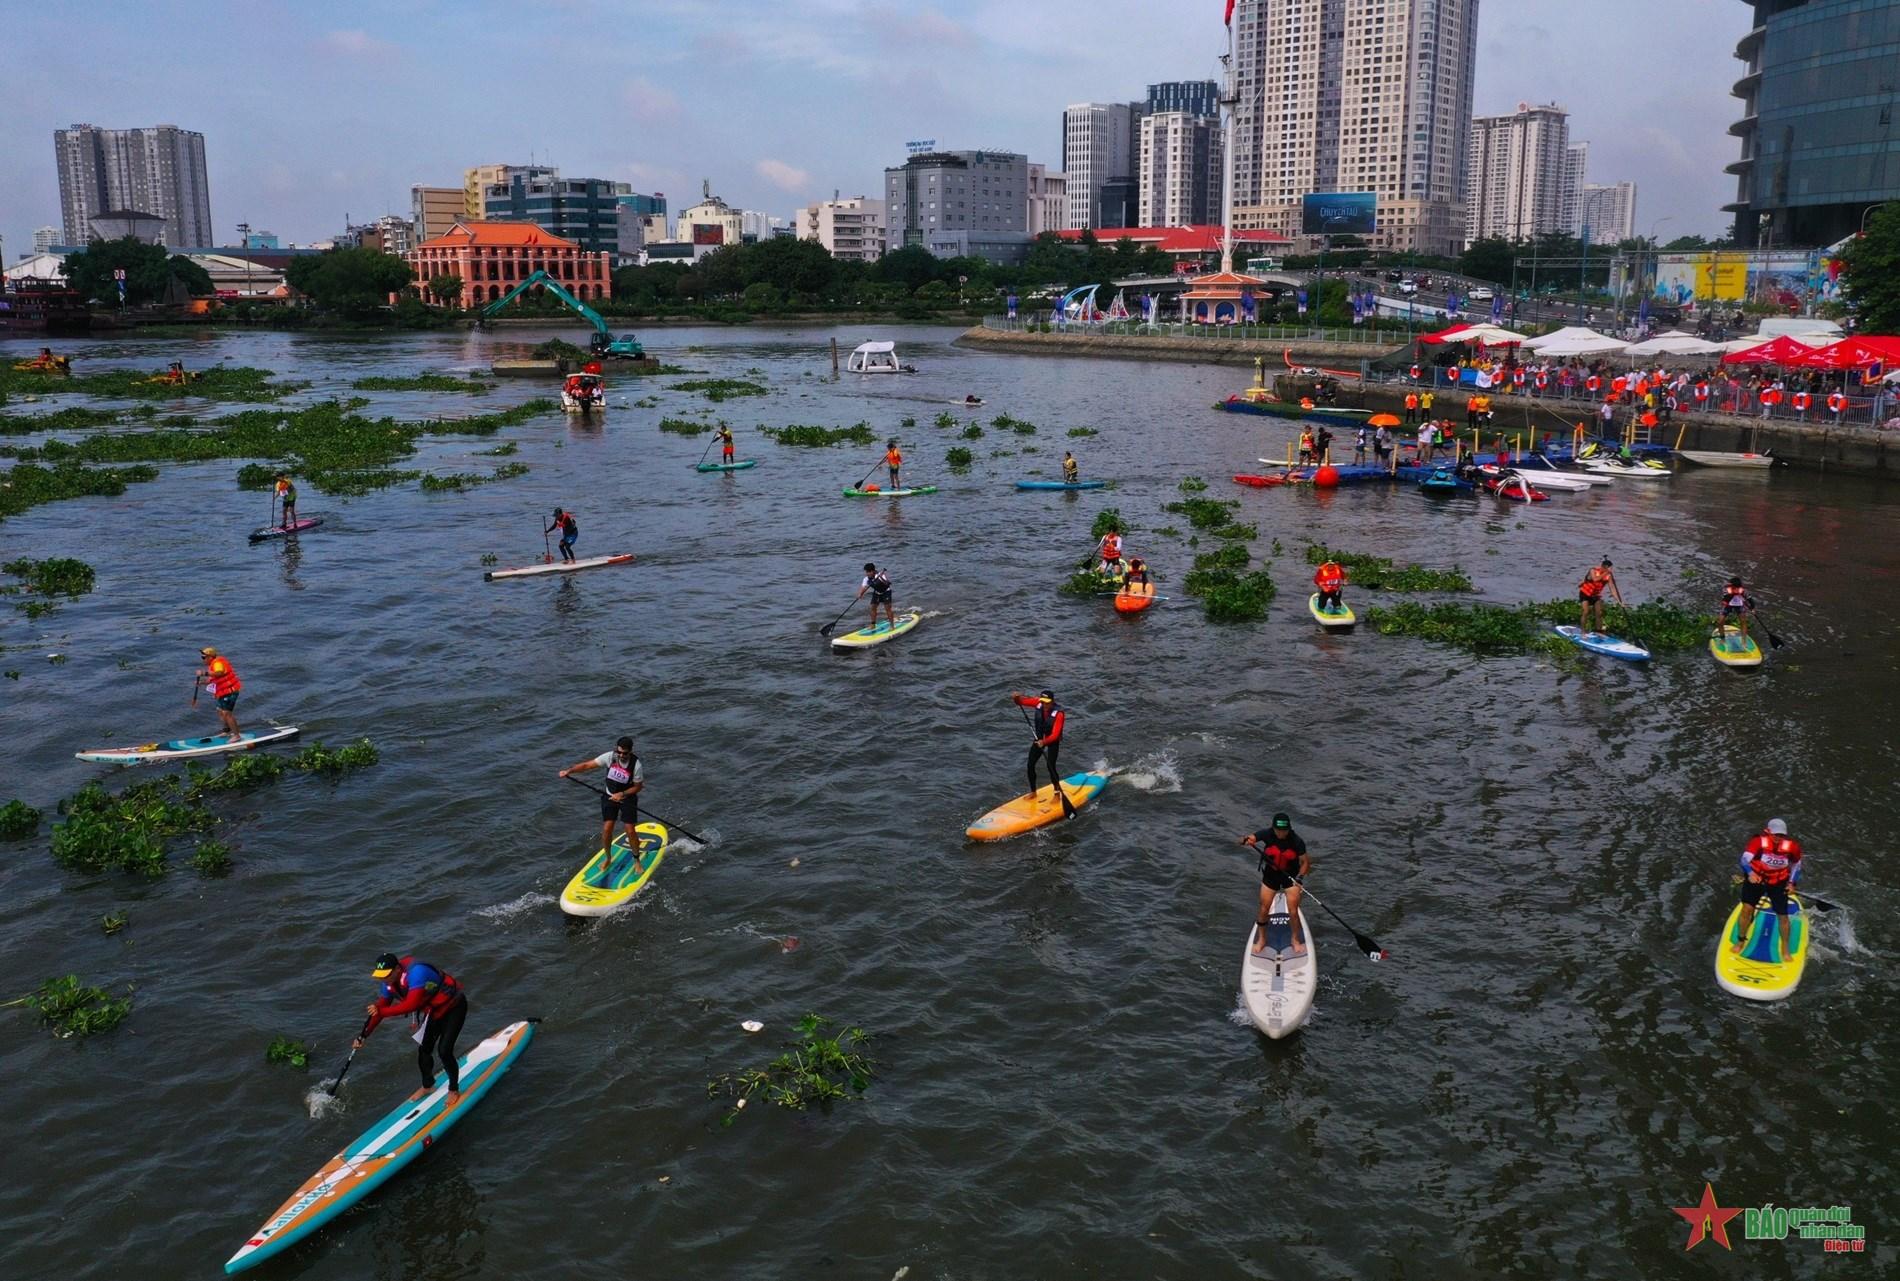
[871,589,893,605]
[1261,866,1298,892]
[599,794,638,823]
[1579,591,1599,604]
[1740,878,1791,914]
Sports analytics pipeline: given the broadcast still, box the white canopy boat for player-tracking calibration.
[846,340,913,374]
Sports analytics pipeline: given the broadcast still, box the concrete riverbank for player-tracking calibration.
[957,324,1897,477]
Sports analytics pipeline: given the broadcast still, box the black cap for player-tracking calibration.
[1727,576,1744,587]
[371,952,401,978]
[1038,689,1055,702]
[1272,813,1291,829]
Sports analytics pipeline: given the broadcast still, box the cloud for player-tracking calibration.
[623,77,681,122]
[754,158,812,194]
[316,29,396,61]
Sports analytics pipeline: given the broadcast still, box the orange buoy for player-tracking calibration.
[1313,464,1341,488]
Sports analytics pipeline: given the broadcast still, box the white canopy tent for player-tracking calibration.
[1437,323,1529,346]
[1522,325,1629,356]
[1622,331,1726,357]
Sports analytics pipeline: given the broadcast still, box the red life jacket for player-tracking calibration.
[205,657,240,698]
[1578,571,1607,600]
[1314,563,1344,591]
[1744,835,1803,885]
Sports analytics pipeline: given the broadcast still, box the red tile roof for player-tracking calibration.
[414,221,585,251]
[1054,225,1292,253]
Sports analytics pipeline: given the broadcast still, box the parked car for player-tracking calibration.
[1398,280,1418,296]
[1468,286,1494,302]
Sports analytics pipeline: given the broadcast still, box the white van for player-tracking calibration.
[1753,317,1843,341]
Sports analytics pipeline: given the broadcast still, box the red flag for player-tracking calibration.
[1225,0,1237,22]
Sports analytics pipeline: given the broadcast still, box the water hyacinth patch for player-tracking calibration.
[27,976,131,1039]
[1304,545,1473,593]
[707,1013,875,1127]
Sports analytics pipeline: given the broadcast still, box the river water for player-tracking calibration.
[2,324,1894,1280]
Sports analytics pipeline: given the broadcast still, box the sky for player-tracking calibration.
[0,0,1751,258]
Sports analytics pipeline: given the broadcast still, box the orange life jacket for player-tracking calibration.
[1314,562,1344,591]
[206,656,240,698]
[885,448,902,466]
[1578,569,1608,600]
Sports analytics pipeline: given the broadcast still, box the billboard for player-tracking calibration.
[1301,192,1377,237]
[691,223,725,246]
[1651,250,1840,309]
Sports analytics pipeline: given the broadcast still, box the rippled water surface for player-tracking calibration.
[2,326,1895,1280]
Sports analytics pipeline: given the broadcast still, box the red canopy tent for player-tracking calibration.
[1720,334,1830,366]
[1784,336,1900,369]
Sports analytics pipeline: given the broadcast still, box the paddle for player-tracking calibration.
[1295,883,1388,960]
[1730,875,1840,914]
[268,491,277,531]
[326,1015,376,1097]
[1750,607,1786,650]
[542,519,552,565]
[191,674,202,707]
[851,456,883,493]
[818,591,864,637]
[695,434,717,469]
[562,773,706,843]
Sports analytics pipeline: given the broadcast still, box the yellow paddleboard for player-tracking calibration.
[966,772,1107,841]
[1709,624,1763,668]
[1714,891,1808,1001]
[559,822,668,917]
[832,611,921,649]
[1308,593,1355,628]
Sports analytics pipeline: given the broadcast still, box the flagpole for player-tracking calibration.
[1219,6,1238,274]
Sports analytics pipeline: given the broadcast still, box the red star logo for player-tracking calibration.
[1674,1182,1742,1251]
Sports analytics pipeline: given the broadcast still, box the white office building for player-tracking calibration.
[1027,165,1068,236]
[1137,112,1224,226]
[797,197,886,262]
[1578,181,1638,244]
[1228,0,1480,256]
[1061,102,1142,230]
[54,122,214,247]
[1466,102,1573,244]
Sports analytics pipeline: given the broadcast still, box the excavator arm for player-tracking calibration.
[479,270,611,347]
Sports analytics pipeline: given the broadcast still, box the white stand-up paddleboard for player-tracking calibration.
[76,724,301,765]
[485,553,635,581]
[1241,892,1316,1039]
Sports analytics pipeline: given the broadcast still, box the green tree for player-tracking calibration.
[1662,234,1712,252]
[61,236,213,305]
[741,236,837,295]
[869,245,941,292]
[284,247,413,316]
[1839,203,1900,332]
[428,273,464,307]
[1458,238,1516,283]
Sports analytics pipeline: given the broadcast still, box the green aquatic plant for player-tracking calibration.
[27,976,131,1039]
[1153,525,1180,538]
[101,911,127,935]
[0,461,160,524]
[304,468,423,496]
[1059,567,1124,597]
[901,415,917,427]
[419,463,529,491]
[707,1013,875,1127]
[1519,599,1709,651]
[0,799,41,839]
[52,779,208,876]
[0,406,123,435]
[1209,522,1257,542]
[933,411,959,429]
[761,423,878,447]
[266,1035,311,1069]
[351,374,490,394]
[190,839,233,877]
[1066,427,1098,437]
[658,417,712,436]
[3,557,95,598]
[530,338,589,362]
[1192,544,1251,572]
[1163,496,1241,531]
[1195,570,1277,623]
[991,413,1037,434]
[291,738,380,775]
[670,378,768,402]
[1178,475,1209,493]
[945,446,974,468]
[1303,545,1473,592]
[960,422,984,439]
[1364,599,1707,657]
[0,365,300,403]
[1090,508,1124,539]
[481,441,518,456]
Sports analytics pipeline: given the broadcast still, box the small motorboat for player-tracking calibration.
[1418,467,1462,494]
[1481,463,1590,492]
[1677,450,1775,470]
[1580,456,1672,480]
[561,368,606,413]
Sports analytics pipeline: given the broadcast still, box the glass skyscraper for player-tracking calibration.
[1726,0,1900,247]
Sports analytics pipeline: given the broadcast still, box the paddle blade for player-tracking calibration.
[1358,934,1388,961]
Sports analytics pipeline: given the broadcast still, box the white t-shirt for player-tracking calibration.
[593,751,643,788]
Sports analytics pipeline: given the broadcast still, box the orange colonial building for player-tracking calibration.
[407,221,611,306]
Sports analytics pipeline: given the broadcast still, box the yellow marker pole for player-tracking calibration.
[1675,422,1687,451]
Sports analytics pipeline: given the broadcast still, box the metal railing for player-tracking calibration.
[980,315,1423,345]
[1355,374,1900,430]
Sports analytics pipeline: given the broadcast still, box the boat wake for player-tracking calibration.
[474,891,552,922]
[1099,749,1183,794]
